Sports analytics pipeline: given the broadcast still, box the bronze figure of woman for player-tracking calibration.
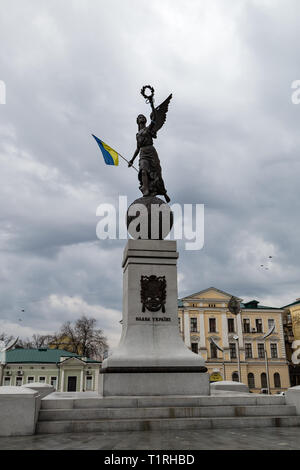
[128,87,172,203]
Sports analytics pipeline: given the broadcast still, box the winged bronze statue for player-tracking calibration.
[128,86,172,203]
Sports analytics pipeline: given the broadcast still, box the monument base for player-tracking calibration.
[100,370,209,397]
[100,239,209,397]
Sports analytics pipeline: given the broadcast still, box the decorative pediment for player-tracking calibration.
[190,336,199,342]
[183,287,242,302]
[266,336,280,342]
[60,356,86,366]
[209,335,221,342]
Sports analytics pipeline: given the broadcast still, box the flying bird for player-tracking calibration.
[259,256,273,270]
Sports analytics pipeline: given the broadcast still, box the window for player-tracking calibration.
[190,318,197,332]
[243,319,250,333]
[229,343,237,359]
[209,303,216,308]
[191,343,198,354]
[248,373,255,389]
[256,319,263,333]
[261,373,267,389]
[4,377,10,386]
[16,377,22,386]
[228,318,235,333]
[39,377,46,383]
[270,343,278,358]
[178,317,181,332]
[50,377,57,389]
[245,343,253,359]
[27,377,34,384]
[209,318,216,332]
[274,373,281,388]
[258,343,265,358]
[232,372,239,382]
[268,319,275,331]
[210,342,218,359]
[86,375,93,391]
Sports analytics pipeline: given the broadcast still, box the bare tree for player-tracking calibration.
[55,316,108,360]
[0,332,14,346]
[16,334,53,349]
[2,317,108,360]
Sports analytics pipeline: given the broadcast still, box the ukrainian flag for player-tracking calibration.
[92,134,119,166]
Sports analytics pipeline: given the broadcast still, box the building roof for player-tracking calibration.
[281,299,300,309]
[178,297,282,311]
[5,348,100,364]
[242,300,281,310]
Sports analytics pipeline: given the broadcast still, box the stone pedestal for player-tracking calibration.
[99,239,209,396]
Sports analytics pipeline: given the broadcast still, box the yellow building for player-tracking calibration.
[282,299,300,386]
[178,287,290,393]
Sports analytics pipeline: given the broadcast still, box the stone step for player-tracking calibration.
[38,404,296,422]
[36,415,300,434]
[41,394,286,410]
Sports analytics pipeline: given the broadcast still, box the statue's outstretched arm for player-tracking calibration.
[128,146,140,167]
[149,97,156,128]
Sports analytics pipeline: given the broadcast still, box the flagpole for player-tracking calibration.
[117,152,138,172]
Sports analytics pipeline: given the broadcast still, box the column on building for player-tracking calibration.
[236,313,244,348]
[184,311,191,348]
[278,314,286,358]
[80,369,84,392]
[60,369,65,392]
[222,313,229,349]
[199,312,206,349]
[0,364,4,386]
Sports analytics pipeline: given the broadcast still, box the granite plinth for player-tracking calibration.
[100,239,209,396]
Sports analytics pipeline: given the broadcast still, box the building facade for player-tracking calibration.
[178,287,290,393]
[0,348,101,392]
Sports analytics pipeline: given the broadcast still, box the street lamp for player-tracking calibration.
[209,337,225,380]
[233,334,242,382]
[263,324,275,394]
[228,296,242,383]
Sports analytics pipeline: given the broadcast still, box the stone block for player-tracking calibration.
[286,385,300,415]
[210,380,249,393]
[0,386,38,436]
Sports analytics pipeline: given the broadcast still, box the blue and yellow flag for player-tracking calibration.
[92,134,119,166]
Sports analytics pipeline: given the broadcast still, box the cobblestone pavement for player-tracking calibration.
[0,427,300,450]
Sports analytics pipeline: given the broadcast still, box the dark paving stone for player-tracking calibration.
[0,427,300,450]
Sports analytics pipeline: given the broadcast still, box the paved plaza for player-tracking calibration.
[0,427,300,450]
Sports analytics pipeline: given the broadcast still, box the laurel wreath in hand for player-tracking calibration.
[141,85,155,104]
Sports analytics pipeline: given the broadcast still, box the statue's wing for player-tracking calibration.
[150,94,172,133]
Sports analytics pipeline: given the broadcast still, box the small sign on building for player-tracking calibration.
[209,371,223,382]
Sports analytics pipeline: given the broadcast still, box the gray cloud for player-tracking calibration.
[1,0,300,348]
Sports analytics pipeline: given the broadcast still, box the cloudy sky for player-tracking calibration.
[1,0,300,349]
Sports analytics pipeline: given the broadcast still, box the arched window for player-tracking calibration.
[248,373,255,389]
[274,373,281,388]
[232,372,239,382]
[261,372,267,389]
